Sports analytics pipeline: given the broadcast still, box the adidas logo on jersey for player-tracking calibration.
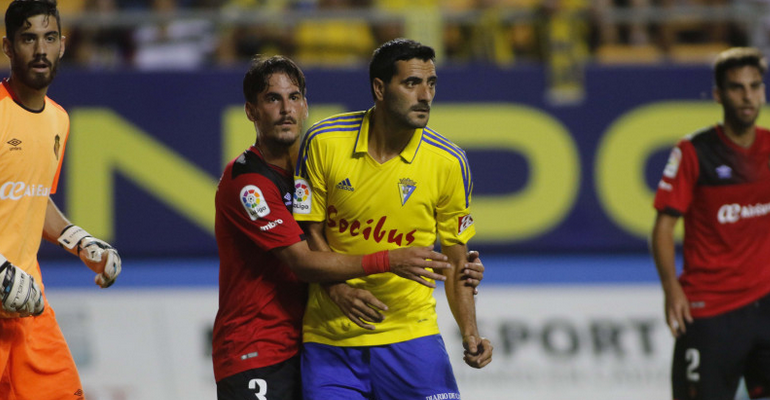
[336,178,354,192]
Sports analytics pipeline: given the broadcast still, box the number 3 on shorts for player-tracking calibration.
[248,378,267,400]
[685,348,700,382]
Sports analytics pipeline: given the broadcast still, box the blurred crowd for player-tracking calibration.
[0,0,765,70]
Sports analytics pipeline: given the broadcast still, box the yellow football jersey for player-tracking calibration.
[0,79,69,299]
[294,109,475,346]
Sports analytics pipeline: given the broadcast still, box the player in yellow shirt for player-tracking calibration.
[0,1,121,399]
[294,38,492,399]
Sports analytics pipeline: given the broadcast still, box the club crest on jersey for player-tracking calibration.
[293,179,312,214]
[240,185,270,221]
[663,147,682,178]
[458,214,474,235]
[398,178,416,206]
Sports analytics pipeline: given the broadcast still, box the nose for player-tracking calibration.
[418,83,433,102]
[33,39,46,56]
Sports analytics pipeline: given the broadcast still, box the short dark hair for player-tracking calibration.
[714,47,767,90]
[243,55,306,103]
[369,38,436,100]
[5,0,60,41]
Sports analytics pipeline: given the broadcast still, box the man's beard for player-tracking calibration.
[726,106,759,132]
[13,56,58,90]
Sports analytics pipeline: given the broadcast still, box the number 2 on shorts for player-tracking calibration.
[685,348,700,382]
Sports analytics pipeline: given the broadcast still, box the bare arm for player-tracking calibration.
[651,211,691,337]
[42,198,72,245]
[273,222,449,284]
[442,243,492,368]
[300,221,390,330]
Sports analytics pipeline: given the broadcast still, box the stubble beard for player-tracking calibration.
[386,100,429,130]
[726,105,759,134]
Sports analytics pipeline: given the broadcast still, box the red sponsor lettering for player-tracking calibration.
[327,205,416,246]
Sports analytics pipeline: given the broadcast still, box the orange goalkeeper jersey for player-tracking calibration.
[0,79,69,309]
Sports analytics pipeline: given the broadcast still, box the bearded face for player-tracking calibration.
[5,14,64,92]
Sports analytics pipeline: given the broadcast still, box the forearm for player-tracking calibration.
[442,243,479,337]
[303,221,332,252]
[42,198,72,245]
[301,221,347,288]
[277,241,369,283]
[650,213,679,292]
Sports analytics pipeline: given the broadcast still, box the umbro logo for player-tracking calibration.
[7,138,22,151]
[716,165,732,179]
[336,178,354,192]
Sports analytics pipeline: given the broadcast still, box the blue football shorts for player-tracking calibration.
[302,334,460,400]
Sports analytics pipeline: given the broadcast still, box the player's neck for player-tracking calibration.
[255,140,297,172]
[722,123,756,149]
[369,108,412,163]
[7,76,47,111]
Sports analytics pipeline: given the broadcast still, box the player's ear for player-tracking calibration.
[713,86,722,104]
[372,78,385,102]
[2,37,12,61]
[244,102,257,122]
[58,35,66,60]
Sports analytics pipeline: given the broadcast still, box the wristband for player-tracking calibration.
[361,250,390,275]
[58,224,92,253]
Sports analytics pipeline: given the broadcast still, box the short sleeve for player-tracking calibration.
[293,136,328,222]
[221,172,304,252]
[436,159,475,247]
[654,140,699,216]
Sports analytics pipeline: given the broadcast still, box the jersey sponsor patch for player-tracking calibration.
[663,147,682,178]
[717,202,770,224]
[458,214,474,235]
[293,178,311,214]
[240,185,270,220]
[0,181,51,200]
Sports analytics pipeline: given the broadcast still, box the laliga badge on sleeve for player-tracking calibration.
[293,179,312,214]
[240,185,271,221]
[663,147,682,179]
[458,214,475,235]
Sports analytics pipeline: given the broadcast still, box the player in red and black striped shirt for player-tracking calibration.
[652,47,770,400]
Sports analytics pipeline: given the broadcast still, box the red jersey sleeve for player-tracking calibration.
[220,171,304,252]
[654,139,699,215]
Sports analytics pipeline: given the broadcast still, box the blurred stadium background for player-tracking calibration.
[3,0,770,398]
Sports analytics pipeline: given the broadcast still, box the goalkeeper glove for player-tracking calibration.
[58,225,122,289]
[0,256,44,316]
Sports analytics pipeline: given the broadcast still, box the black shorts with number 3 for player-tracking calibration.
[216,355,301,400]
[672,293,770,400]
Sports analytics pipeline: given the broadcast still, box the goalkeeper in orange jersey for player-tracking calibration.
[0,1,121,399]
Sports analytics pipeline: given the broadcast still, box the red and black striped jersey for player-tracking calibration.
[212,146,306,382]
[654,125,770,318]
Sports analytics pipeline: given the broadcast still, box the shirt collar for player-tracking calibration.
[353,108,424,163]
